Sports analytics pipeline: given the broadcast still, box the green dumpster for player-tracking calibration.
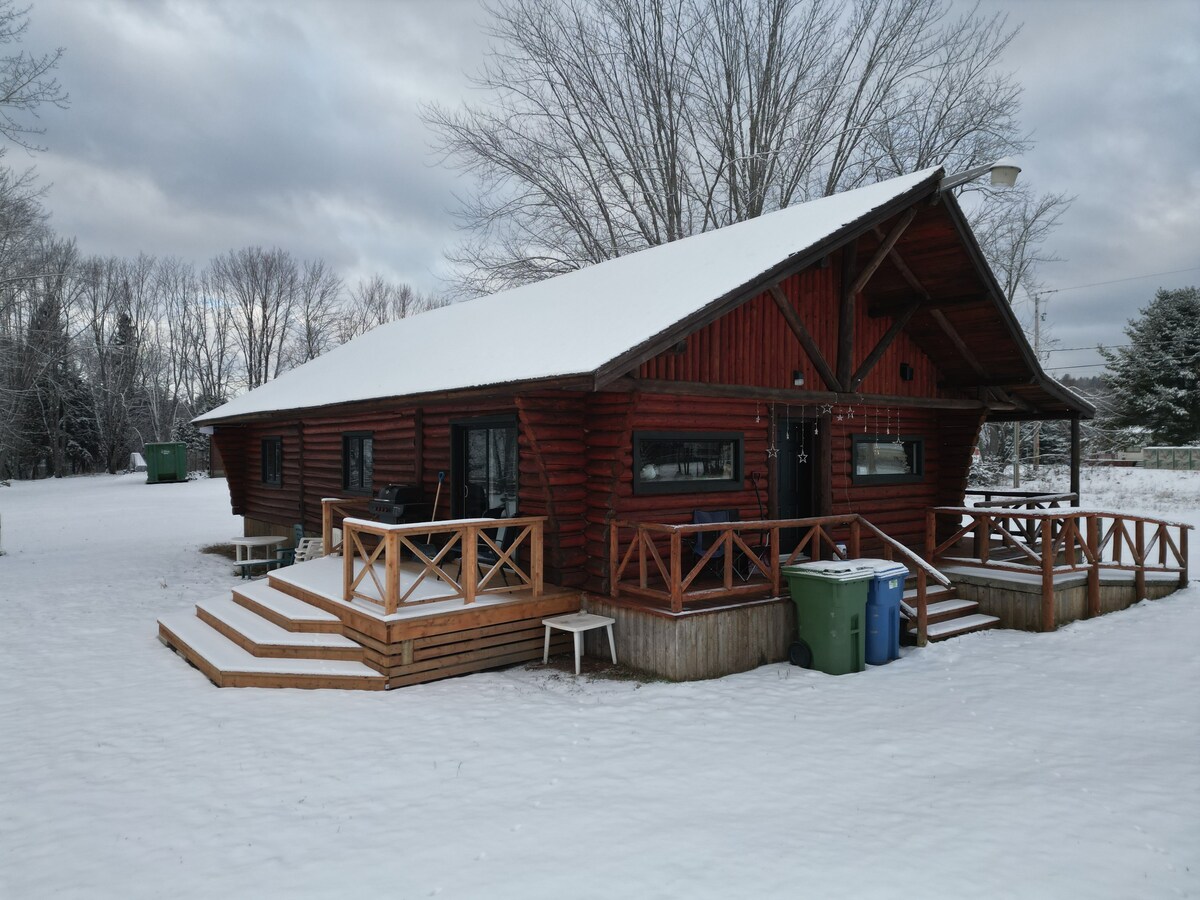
[782,560,874,675]
[145,442,189,484]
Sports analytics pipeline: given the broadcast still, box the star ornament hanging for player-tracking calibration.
[819,403,834,415]
[766,444,780,459]
[797,451,809,463]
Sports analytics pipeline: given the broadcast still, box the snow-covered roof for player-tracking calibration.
[197,168,941,424]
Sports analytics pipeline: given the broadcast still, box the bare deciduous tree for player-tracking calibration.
[340,274,444,343]
[288,259,343,366]
[427,0,1027,294]
[209,246,299,390]
[0,0,68,151]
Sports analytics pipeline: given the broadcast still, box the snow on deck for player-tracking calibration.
[272,555,542,621]
[196,169,939,422]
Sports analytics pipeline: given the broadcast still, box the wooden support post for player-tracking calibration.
[463,523,478,604]
[639,531,648,589]
[978,515,990,565]
[1041,518,1055,632]
[1135,520,1146,601]
[723,531,734,590]
[384,531,399,615]
[770,526,781,597]
[849,518,861,559]
[670,531,683,614]
[323,501,334,557]
[925,509,937,562]
[532,519,544,597]
[342,524,353,602]
[1070,416,1081,507]
[1181,527,1189,589]
[1087,515,1100,618]
[916,567,928,648]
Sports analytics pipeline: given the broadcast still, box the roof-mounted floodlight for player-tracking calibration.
[941,158,1022,191]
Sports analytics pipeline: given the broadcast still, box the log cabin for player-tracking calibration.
[157,167,1190,689]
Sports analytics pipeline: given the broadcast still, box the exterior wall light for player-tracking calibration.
[940,158,1022,191]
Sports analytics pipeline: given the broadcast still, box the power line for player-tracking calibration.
[1031,265,1200,297]
[1045,344,1128,353]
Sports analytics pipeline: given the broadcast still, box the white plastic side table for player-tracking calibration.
[542,612,617,675]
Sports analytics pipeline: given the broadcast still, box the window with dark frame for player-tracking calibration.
[342,432,374,493]
[261,437,282,486]
[851,434,924,484]
[632,431,743,495]
[451,416,519,518]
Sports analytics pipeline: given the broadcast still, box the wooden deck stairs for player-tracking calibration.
[901,572,1000,642]
[158,580,387,690]
[158,557,581,690]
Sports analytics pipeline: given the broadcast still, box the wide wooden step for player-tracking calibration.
[232,581,343,634]
[158,613,386,690]
[903,584,954,603]
[909,613,1000,641]
[196,597,364,661]
[923,598,981,624]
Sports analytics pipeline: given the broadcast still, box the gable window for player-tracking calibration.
[261,437,282,486]
[632,431,743,495]
[343,432,374,493]
[852,434,924,485]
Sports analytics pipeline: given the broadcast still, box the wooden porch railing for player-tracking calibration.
[321,496,373,556]
[340,515,545,614]
[609,514,949,645]
[928,507,1191,631]
[964,490,1079,509]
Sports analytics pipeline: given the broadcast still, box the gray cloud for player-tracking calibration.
[23,0,1200,376]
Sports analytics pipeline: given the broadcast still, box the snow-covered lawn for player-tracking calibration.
[2,471,1198,899]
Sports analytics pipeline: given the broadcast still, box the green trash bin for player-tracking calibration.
[145,442,189,484]
[782,560,874,675]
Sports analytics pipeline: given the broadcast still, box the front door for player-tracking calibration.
[452,418,519,518]
[776,417,815,554]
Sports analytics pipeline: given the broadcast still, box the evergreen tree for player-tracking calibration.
[1100,287,1200,446]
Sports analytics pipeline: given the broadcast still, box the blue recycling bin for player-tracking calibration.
[861,559,909,665]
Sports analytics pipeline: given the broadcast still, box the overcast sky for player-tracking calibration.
[24,0,1200,377]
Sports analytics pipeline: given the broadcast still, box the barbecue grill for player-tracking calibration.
[367,483,426,524]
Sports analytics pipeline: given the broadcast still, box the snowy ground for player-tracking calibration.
[1,471,1198,899]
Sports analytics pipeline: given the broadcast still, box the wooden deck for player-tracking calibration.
[159,557,581,690]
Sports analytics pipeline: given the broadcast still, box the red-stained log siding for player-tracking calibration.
[638,260,939,397]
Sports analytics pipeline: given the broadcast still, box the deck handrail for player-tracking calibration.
[927,506,1191,631]
[609,514,945,645]
[340,515,545,614]
[321,496,373,555]
[969,492,1078,509]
